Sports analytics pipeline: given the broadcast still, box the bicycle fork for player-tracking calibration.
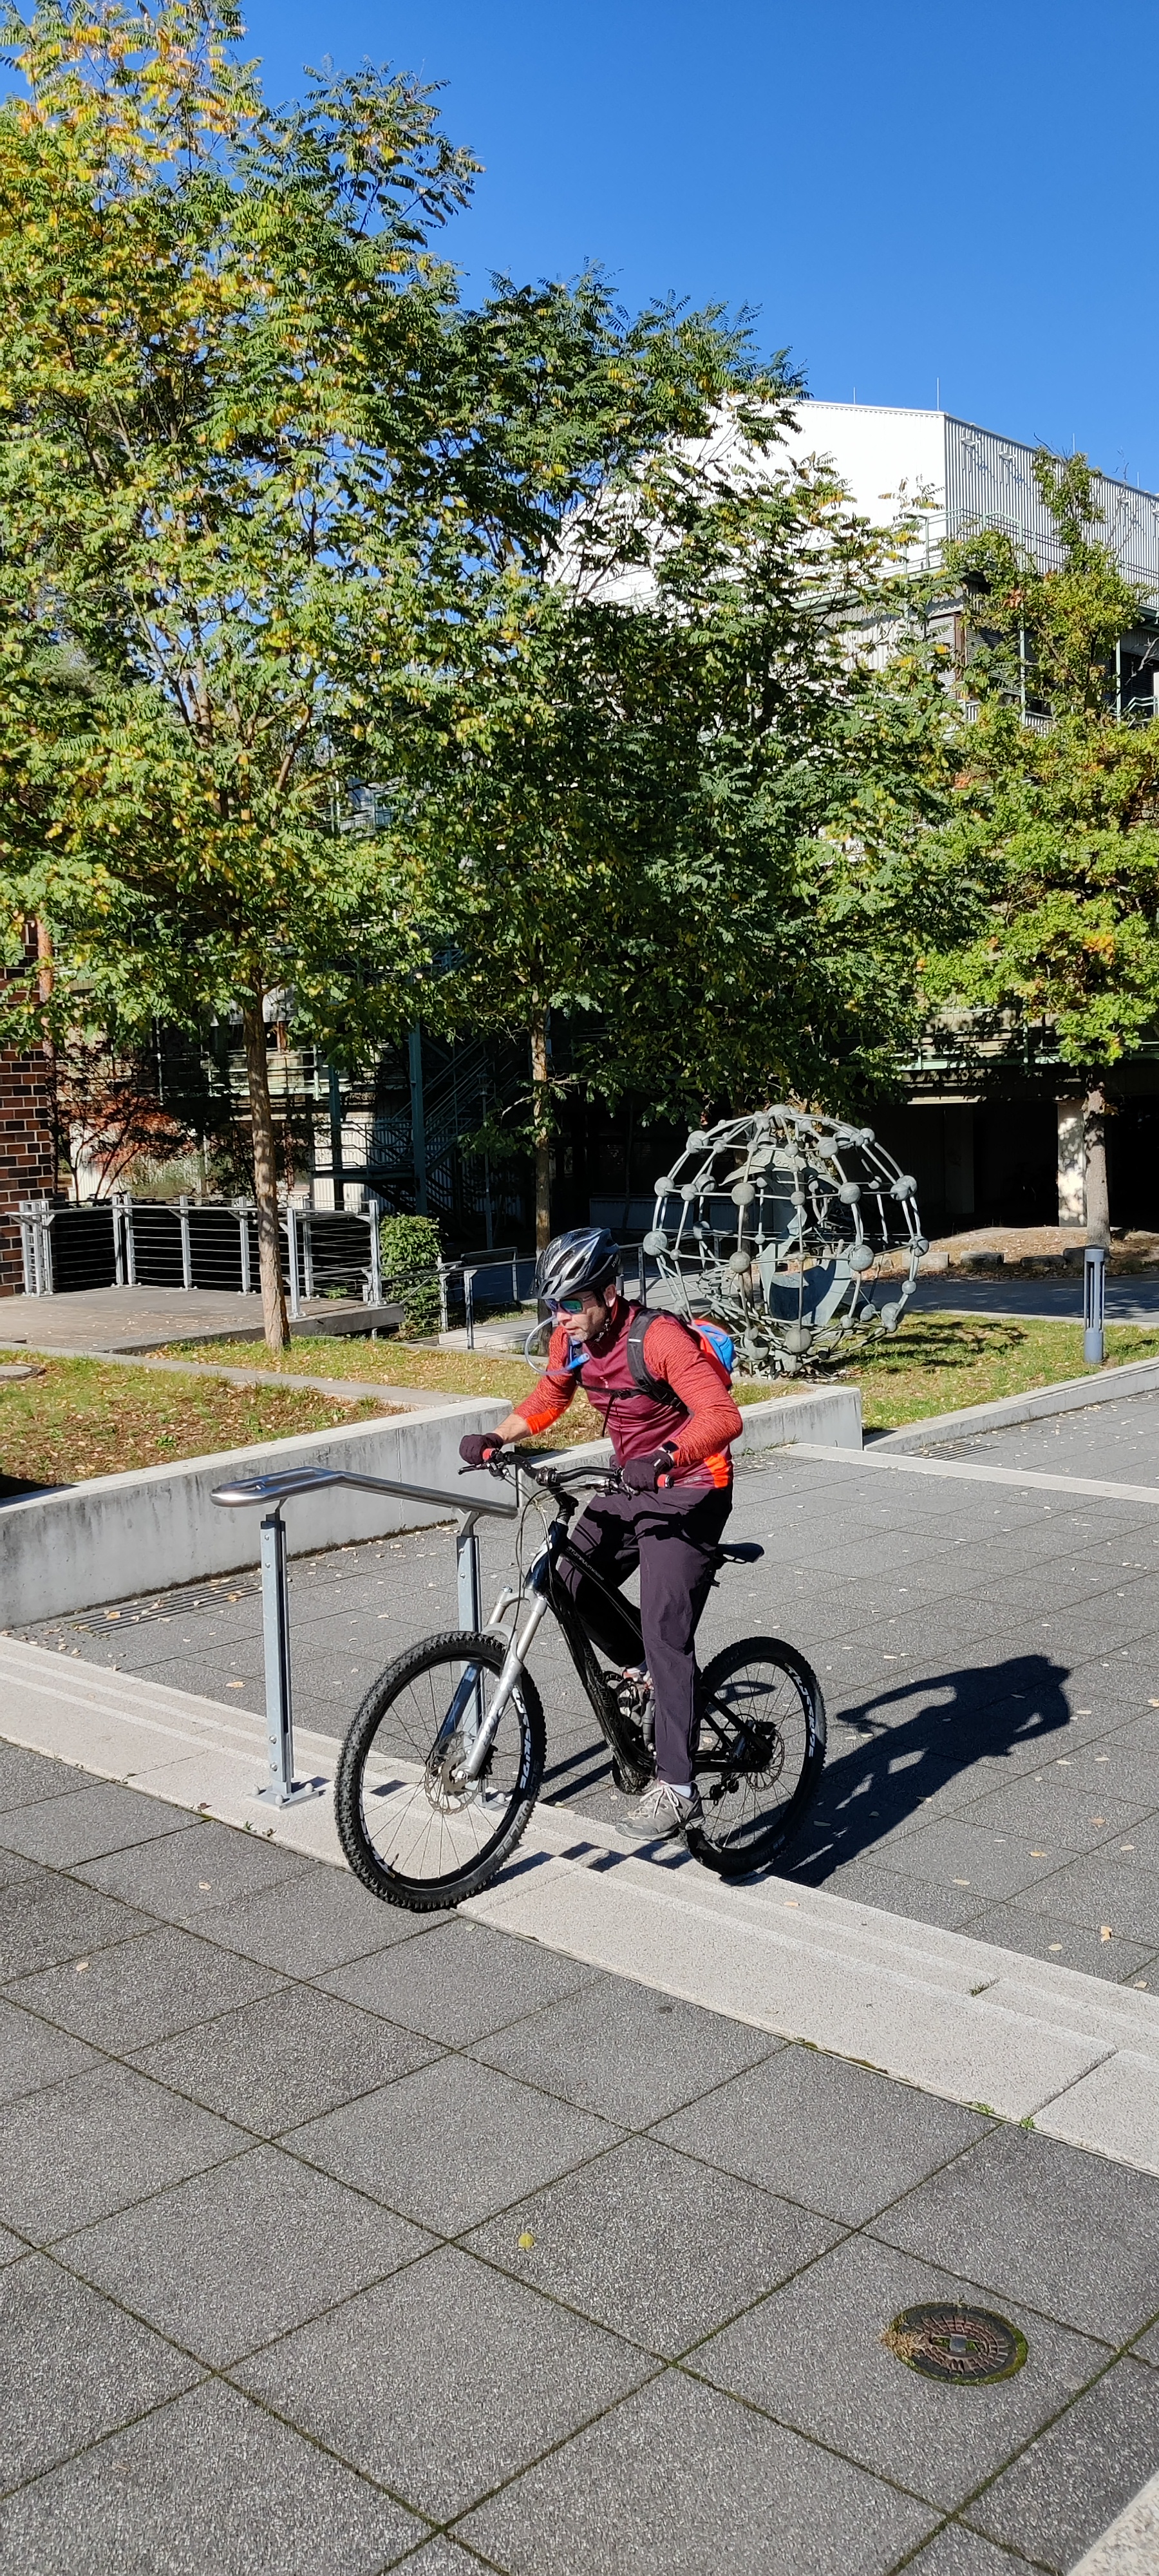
[457,1587,550,1783]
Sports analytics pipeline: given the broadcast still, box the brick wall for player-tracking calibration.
[0,1025,56,1294]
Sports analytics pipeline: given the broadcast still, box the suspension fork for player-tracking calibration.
[458,1526,565,1783]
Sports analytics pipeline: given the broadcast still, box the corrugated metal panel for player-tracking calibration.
[944,417,1159,598]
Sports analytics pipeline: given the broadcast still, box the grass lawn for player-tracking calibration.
[162,1315,1159,1441]
[0,1354,388,1490]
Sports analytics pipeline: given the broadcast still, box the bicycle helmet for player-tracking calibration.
[535,1226,621,1303]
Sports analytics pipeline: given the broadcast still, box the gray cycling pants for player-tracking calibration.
[556,1485,732,1786]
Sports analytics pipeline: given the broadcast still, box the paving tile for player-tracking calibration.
[874,2126,1159,2343]
[0,1993,100,2103]
[903,2529,1031,2573]
[0,2251,200,2488]
[8,1920,284,2051]
[1008,1853,1159,1946]
[75,1816,316,1919]
[0,2375,419,2573]
[236,2242,651,2518]
[0,1783,201,1868]
[196,1864,438,1976]
[654,2045,990,2224]
[475,1971,776,2127]
[696,2229,1102,2513]
[957,1768,1151,1852]
[0,1845,37,1888]
[966,2354,1159,2571]
[786,1855,986,1927]
[0,1740,100,1813]
[288,2052,616,2235]
[0,2221,26,2266]
[0,1870,147,1981]
[0,2058,245,2239]
[131,1982,440,2134]
[876,1817,1069,1902]
[62,2141,432,2365]
[319,1917,595,2047]
[458,2362,936,2574]
[399,2548,507,2576]
[962,1904,1156,1983]
[469,2131,839,2358]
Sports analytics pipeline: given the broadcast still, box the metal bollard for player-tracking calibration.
[178,1193,193,1291]
[256,1510,323,1806]
[112,1196,125,1287]
[1084,1244,1107,1367]
[285,1202,301,1320]
[123,1192,137,1287]
[456,1517,484,1732]
[236,1200,252,1294]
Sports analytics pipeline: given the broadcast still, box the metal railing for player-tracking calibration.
[211,1463,517,1805]
[17,1195,387,1310]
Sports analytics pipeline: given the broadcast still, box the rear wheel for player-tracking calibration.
[334,1630,545,1910]
[690,1635,825,1879]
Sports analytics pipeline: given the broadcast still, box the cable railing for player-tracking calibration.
[17,1193,388,1312]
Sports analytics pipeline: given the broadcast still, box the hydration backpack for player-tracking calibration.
[625,1307,734,1406]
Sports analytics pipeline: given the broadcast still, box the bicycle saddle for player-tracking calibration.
[714,1540,764,1565]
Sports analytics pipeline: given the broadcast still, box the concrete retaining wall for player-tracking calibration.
[0,1396,509,1626]
[874,1354,1159,1454]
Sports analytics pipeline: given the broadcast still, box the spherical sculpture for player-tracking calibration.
[645,1108,925,1376]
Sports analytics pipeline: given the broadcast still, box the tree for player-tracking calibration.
[0,0,786,1331]
[923,453,1159,1247]
[403,431,959,1238]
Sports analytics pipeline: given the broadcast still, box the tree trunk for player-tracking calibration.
[1083,1080,1111,1251]
[242,1001,288,1352]
[530,1009,552,1251]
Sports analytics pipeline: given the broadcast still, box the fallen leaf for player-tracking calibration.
[1091,1817,1107,1826]
[953,1878,971,1887]
[1048,1942,1063,1952]
[75,1960,89,1973]
[226,1681,244,1690]
[1031,1850,1048,1858]
[1100,1926,1113,1940]
[518,2231,534,2251]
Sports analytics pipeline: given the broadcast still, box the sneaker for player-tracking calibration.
[621,1780,703,1842]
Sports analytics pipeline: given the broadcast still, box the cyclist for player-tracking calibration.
[459,1225,744,1841]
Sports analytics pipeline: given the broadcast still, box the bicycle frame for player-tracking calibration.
[458,1465,647,1786]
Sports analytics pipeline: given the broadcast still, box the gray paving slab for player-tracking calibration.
[319,1916,597,2049]
[873,2126,1159,2344]
[475,1971,776,2128]
[902,2528,1030,2573]
[130,1981,440,2134]
[0,2251,202,2490]
[8,1918,284,2050]
[695,2228,1103,2515]
[0,1871,149,1980]
[872,1817,1095,1904]
[0,1993,100,2102]
[62,2141,434,2365]
[75,1815,317,1919]
[457,2363,938,2574]
[235,2242,652,2520]
[0,2374,421,2573]
[0,1844,35,1889]
[0,1780,201,1867]
[962,1906,1156,1985]
[0,2058,245,2238]
[0,1741,101,1811]
[195,1862,442,1975]
[1008,1853,1159,1946]
[653,2043,992,2225]
[467,2130,841,2359]
[399,2547,508,2576]
[290,2051,617,2237]
[965,2355,1159,2573]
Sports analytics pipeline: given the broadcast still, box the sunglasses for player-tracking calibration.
[549,1294,587,1315]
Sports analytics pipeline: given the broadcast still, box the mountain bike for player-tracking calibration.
[334,1451,826,1911]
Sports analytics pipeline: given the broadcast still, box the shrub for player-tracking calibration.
[379,1213,442,1336]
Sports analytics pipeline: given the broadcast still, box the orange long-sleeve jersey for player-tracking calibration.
[513,1303,743,1490]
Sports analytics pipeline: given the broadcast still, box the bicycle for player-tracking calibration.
[334,1450,826,1911]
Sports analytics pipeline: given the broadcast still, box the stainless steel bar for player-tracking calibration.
[236,1200,252,1295]
[178,1194,193,1291]
[112,1197,125,1288]
[456,1519,484,1730]
[1084,1244,1107,1367]
[301,1211,315,1301]
[213,1463,517,1517]
[256,1509,323,1807]
[285,1204,301,1320]
[123,1193,137,1288]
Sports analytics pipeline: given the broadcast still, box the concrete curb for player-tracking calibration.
[1,1634,1158,2172]
[0,1339,448,1409]
[0,1396,511,1624]
[1068,2470,1159,2575]
[873,1353,1159,1453]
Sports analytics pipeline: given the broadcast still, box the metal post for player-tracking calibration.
[301,1211,315,1301]
[18,1204,33,1296]
[124,1193,137,1287]
[284,1202,301,1320]
[38,1200,53,1294]
[111,1195,125,1287]
[438,1260,449,1334]
[256,1510,322,1806]
[408,1025,428,1215]
[327,1061,345,1211]
[237,1200,252,1295]
[465,1266,476,1351]
[178,1193,193,1291]
[1084,1244,1107,1366]
[367,1197,382,1307]
[456,1517,484,1733]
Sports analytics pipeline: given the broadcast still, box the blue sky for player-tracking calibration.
[243,0,1158,491]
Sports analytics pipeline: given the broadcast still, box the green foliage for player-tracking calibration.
[925,451,1159,1077]
[379,1211,442,1334]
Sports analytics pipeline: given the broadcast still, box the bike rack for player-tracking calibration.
[212,1464,518,1808]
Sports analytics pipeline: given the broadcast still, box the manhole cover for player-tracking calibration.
[882,2304,1028,2386]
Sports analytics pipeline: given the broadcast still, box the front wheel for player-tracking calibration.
[690,1635,825,1879]
[335,1631,545,1911]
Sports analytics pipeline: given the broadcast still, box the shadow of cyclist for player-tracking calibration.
[782,1651,1073,1886]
